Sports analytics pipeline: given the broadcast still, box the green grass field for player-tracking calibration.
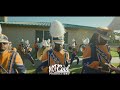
[110,47,119,57]
[110,51,118,57]
[70,62,82,74]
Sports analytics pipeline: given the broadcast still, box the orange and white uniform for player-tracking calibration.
[40,49,69,73]
[11,47,17,52]
[82,44,111,71]
[82,44,91,59]
[0,50,26,74]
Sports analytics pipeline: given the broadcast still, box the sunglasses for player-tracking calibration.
[0,42,8,45]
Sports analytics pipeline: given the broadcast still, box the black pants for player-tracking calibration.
[26,53,35,65]
[118,52,120,59]
[70,54,79,64]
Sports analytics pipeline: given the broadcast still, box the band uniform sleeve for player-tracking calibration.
[66,51,70,61]
[14,52,26,73]
[88,61,99,69]
[15,53,24,65]
[41,51,48,62]
[82,45,91,58]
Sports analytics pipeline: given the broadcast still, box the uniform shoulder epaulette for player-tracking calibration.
[8,50,17,54]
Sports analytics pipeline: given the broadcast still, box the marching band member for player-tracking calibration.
[0,24,26,74]
[35,20,70,74]
[81,27,112,73]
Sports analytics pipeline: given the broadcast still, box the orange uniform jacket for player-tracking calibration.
[0,50,26,74]
[82,45,111,69]
[41,49,70,73]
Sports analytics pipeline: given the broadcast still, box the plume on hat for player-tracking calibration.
[0,24,2,34]
[42,40,49,46]
[72,42,75,47]
[72,38,75,42]
[0,24,9,43]
[25,40,29,45]
[47,39,50,43]
[21,39,24,42]
[49,20,66,37]
[82,38,89,45]
[37,38,39,42]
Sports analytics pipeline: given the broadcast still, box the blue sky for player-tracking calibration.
[8,16,114,27]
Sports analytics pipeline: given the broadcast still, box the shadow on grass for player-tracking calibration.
[70,61,83,74]
[23,58,41,73]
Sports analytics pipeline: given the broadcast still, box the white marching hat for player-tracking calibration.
[0,24,9,43]
[0,34,9,43]
[49,20,66,45]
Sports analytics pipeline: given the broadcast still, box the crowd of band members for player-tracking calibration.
[1,20,120,74]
